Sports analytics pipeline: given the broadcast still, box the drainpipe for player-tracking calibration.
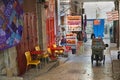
[114,0,119,48]
[117,0,120,49]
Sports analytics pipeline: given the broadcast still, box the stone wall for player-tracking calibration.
[0,51,5,75]
[0,47,18,77]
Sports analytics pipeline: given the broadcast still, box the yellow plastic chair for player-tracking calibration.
[53,44,57,48]
[35,45,40,51]
[47,47,52,55]
[47,47,57,61]
[35,45,42,58]
[25,51,41,71]
[35,45,49,65]
[52,44,64,56]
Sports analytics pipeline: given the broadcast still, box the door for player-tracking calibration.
[16,13,38,75]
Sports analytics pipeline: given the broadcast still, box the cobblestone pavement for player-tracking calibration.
[33,39,113,80]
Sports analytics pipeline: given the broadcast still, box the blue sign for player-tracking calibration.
[93,19,104,38]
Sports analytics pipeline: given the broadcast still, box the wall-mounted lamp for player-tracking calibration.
[37,0,46,3]
[37,0,48,9]
[44,2,48,9]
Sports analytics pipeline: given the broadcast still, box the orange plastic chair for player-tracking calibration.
[25,51,41,71]
[35,45,49,64]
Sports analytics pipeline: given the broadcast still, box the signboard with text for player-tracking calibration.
[106,10,119,22]
[67,16,81,31]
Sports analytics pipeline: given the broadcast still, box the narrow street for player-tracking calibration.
[0,1,120,80]
[34,39,113,80]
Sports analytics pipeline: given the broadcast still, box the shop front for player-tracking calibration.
[16,0,57,75]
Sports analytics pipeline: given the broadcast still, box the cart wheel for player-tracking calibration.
[91,55,93,64]
[96,55,99,65]
[103,55,105,65]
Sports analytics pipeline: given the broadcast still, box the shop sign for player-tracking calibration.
[94,19,100,25]
[67,20,81,25]
[106,10,119,21]
[67,16,81,31]
[68,25,81,31]
[67,16,81,20]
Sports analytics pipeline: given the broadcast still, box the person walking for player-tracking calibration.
[60,35,66,46]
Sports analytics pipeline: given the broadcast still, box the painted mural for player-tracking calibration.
[0,0,23,50]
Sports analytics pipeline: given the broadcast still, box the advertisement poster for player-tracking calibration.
[0,0,23,50]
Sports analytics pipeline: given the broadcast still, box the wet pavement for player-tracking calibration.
[110,45,120,80]
[32,39,114,80]
[0,37,119,80]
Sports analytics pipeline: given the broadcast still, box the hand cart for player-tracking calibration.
[91,38,108,65]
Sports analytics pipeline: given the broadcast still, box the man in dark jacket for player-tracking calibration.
[91,33,95,39]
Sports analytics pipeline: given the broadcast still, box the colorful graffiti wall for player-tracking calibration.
[0,0,23,50]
